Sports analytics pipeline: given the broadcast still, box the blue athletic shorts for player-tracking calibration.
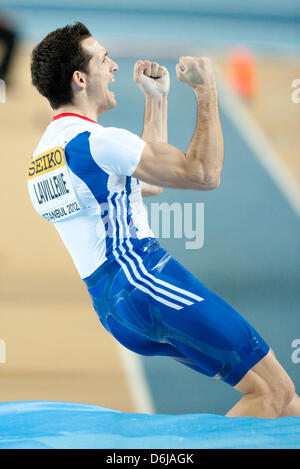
[83,237,269,387]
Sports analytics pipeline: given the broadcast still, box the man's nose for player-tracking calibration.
[111,60,118,72]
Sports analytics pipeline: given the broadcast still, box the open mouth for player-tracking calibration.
[107,77,115,97]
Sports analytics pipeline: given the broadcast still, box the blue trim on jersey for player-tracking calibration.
[118,191,129,242]
[106,192,118,258]
[65,131,110,203]
[65,131,112,259]
[125,176,138,238]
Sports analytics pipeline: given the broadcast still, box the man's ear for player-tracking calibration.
[71,70,86,90]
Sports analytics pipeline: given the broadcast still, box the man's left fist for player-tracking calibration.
[134,60,170,98]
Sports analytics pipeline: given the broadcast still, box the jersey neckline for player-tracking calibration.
[52,113,99,124]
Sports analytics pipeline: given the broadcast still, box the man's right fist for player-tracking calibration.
[176,56,215,90]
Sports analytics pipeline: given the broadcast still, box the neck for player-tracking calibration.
[53,104,98,123]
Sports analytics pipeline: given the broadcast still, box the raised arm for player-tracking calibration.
[132,57,224,191]
[134,60,170,196]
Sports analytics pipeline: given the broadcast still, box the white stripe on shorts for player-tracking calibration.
[119,194,204,304]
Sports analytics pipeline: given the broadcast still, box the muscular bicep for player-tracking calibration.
[132,142,212,190]
[132,142,188,188]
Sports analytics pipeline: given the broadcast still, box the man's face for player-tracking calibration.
[81,37,118,114]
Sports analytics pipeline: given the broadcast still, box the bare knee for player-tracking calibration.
[267,375,295,415]
[266,351,295,408]
[235,351,295,416]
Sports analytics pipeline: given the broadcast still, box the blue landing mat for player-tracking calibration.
[0,401,299,449]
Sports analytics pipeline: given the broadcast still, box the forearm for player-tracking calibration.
[186,87,224,188]
[133,56,224,192]
[141,94,168,143]
[141,94,167,196]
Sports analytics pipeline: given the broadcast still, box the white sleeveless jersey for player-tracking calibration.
[28,113,155,279]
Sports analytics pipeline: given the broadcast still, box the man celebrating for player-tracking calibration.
[28,22,299,418]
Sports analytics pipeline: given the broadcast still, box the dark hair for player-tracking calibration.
[31,22,92,109]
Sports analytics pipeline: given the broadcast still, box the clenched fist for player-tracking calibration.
[176,56,216,91]
[134,60,170,98]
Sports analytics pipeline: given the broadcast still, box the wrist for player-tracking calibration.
[193,86,218,108]
[194,84,217,98]
[145,93,168,103]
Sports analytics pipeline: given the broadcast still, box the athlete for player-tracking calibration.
[28,23,300,418]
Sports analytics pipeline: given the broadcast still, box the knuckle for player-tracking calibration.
[199,56,212,67]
